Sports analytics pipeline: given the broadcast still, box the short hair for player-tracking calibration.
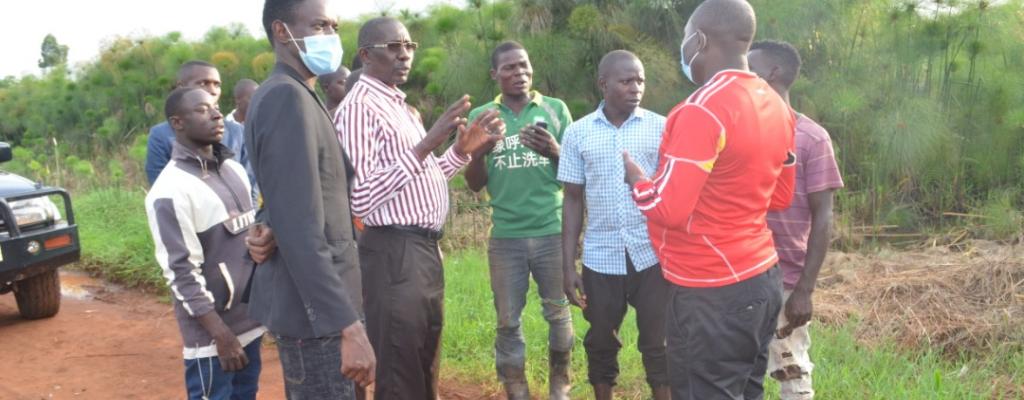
[750,40,802,88]
[164,87,202,121]
[234,79,259,97]
[598,50,641,79]
[176,60,215,84]
[317,66,350,91]
[358,17,401,48]
[262,0,305,46]
[490,41,526,69]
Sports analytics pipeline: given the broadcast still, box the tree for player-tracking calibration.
[38,34,69,70]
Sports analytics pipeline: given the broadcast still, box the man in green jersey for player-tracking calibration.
[465,41,574,400]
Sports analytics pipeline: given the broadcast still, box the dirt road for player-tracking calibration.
[0,271,494,400]
[0,271,285,399]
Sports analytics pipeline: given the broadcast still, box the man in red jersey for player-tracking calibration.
[623,0,796,398]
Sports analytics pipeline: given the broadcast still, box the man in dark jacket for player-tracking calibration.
[243,0,375,398]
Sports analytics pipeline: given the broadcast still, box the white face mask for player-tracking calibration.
[680,31,703,84]
[283,23,344,76]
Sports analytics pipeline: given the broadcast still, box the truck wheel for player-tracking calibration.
[14,269,61,319]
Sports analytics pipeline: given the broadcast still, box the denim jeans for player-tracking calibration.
[274,334,355,400]
[488,234,574,384]
[184,338,262,400]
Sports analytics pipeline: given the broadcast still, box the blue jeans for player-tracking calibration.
[274,334,355,400]
[488,234,574,384]
[184,338,262,400]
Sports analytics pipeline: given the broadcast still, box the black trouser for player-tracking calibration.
[359,226,444,400]
[667,265,783,400]
[581,257,670,388]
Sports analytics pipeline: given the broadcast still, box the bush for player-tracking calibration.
[74,188,163,288]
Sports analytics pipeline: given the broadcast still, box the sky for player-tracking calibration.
[2,0,454,78]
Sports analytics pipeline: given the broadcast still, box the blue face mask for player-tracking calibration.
[679,32,702,84]
[284,24,343,76]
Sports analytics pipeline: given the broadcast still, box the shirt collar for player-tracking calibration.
[492,90,544,108]
[359,73,407,102]
[594,101,646,126]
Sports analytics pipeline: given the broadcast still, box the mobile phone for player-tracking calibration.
[534,121,548,129]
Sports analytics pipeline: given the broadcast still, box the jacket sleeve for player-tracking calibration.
[146,190,216,318]
[631,104,722,228]
[145,125,172,186]
[252,84,358,336]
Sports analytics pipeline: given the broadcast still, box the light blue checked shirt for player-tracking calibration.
[558,103,666,275]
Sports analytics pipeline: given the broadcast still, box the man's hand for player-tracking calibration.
[520,125,559,160]
[214,333,249,372]
[563,269,587,309]
[453,109,505,157]
[197,312,248,372]
[622,151,648,186]
[245,223,276,264]
[779,289,813,338]
[417,95,472,158]
[341,321,376,387]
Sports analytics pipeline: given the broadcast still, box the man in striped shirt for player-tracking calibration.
[750,40,844,400]
[624,0,796,398]
[338,17,504,400]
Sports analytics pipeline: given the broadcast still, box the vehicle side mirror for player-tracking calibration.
[0,142,11,163]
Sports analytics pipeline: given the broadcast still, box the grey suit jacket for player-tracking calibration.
[244,62,362,339]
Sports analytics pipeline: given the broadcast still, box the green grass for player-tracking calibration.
[442,250,1023,399]
[73,187,162,287]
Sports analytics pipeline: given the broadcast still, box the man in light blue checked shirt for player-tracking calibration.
[558,50,670,400]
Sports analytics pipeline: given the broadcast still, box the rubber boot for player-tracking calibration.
[549,350,572,399]
[505,381,530,400]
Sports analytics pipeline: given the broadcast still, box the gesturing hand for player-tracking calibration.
[622,150,648,186]
[453,109,505,157]
[340,321,376,387]
[422,95,472,153]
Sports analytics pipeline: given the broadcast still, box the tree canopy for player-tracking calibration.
[1,0,1022,232]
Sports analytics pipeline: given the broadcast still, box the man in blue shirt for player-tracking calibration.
[145,60,247,186]
[558,50,670,400]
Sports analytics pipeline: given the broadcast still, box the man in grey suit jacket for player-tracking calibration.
[244,0,375,398]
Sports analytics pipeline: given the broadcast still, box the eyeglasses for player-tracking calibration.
[361,41,419,53]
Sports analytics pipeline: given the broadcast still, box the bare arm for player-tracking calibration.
[561,183,586,308]
[783,189,834,331]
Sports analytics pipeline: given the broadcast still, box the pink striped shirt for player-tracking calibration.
[336,74,470,231]
[766,114,844,289]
